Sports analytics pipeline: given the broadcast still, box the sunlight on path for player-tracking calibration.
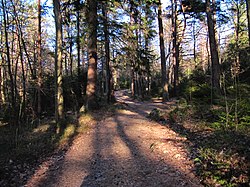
[26,91,202,187]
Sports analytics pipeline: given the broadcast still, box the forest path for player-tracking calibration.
[25,90,201,187]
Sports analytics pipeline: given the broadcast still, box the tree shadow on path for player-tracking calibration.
[81,98,201,187]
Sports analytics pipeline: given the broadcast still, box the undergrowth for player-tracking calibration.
[165,97,250,186]
[0,103,118,186]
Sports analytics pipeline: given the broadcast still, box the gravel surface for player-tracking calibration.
[25,91,202,187]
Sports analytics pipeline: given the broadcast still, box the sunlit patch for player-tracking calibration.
[79,114,95,125]
[117,109,137,115]
[59,124,75,144]
[32,124,50,133]
[110,136,133,159]
[0,122,8,127]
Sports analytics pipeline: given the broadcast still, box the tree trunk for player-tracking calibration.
[17,32,26,122]
[76,1,81,100]
[158,0,169,101]
[11,2,27,121]
[206,0,220,93]
[193,19,197,64]
[2,0,15,109]
[0,25,4,104]
[69,32,73,77]
[131,65,135,97]
[37,0,42,117]
[172,0,180,97]
[102,2,112,103]
[85,0,98,110]
[53,0,64,121]
[246,0,250,45]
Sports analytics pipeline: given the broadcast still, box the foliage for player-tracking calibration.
[195,147,249,186]
[147,108,165,121]
[167,103,250,187]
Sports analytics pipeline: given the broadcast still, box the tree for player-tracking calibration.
[172,0,180,97]
[76,0,82,100]
[206,0,220,93]
[102,1,112,103]
[37,0,42,117]
[1,0,15,110]
[53,0,64,121]
[157,0,169,101]
[85,0,98,110]
[246,0,250,45]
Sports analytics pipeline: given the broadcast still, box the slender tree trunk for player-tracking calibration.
[158,0,169,101]
[17,32,26,122]
[69,32,73,77]
[33,39,37,77]
[37,0,42,117]
[64,53,68,76]
[2,0,15,109]
[144,28,151,95]
[172,0,180,97]
[234,2,241,130]
[0,63,2,105]
[206,0,220,93]
[102,2,112,103]
[76,2,81,101]
[246,0,250,45]
[85,0,98,110]
[53,0,64,121]
[193,19,197,64]
[0,28,4,104]
[11,0,27,120]
[129,1,137,98]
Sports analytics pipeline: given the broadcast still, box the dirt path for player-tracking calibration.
[25,91,202,187]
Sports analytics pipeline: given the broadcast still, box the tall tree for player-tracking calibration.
[102,1,112,103]
[172,0,180,97]
[85,0,98,110]
[157,0,169,101]
[37,0,42,117]
[53,0,64,121]
[2,0,15,110]
[246,0,250,45]
[206,0,220,93]
[76,0,81,98]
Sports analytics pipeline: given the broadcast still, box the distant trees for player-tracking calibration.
[0,0,250,125]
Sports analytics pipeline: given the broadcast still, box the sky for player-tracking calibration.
[41,0,169,48]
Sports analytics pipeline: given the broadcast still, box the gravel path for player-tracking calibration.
[25,91,202,187]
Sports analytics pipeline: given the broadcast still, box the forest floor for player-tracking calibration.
[24,90,202,187]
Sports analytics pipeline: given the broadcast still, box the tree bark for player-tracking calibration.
[246,0,250,45]
[0,12,5,105]
[85,0,98,110]
[53,0,64,121]
[2,0,15,109]
[158,0,169,101]
[69,31,73,76]
[206,0,220,93]
[76,1,81,100]
[37,0,42,116]
[102,2,112,103]
[17,31,26,122]
[172,0,180,97]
